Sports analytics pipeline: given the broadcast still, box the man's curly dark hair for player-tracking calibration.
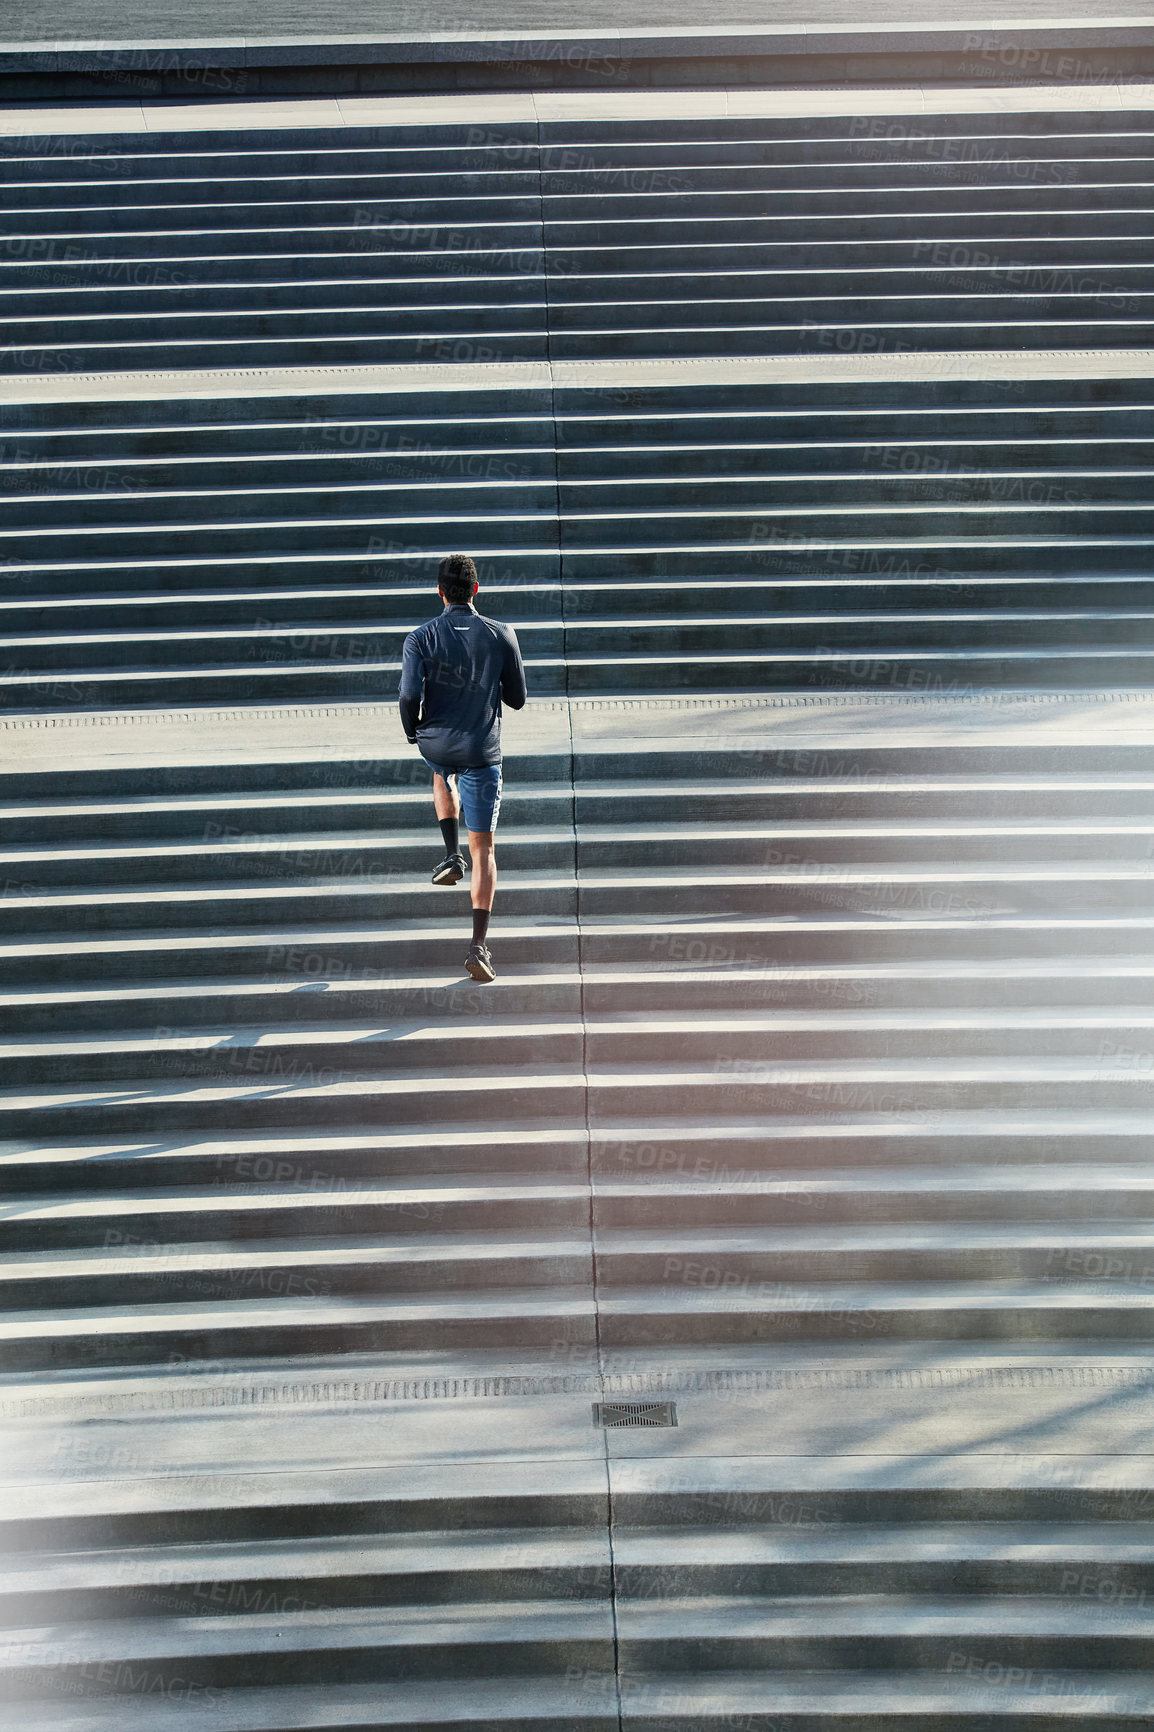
[438,553,478,605]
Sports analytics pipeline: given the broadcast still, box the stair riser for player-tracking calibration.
[589,1077,1154,1115]
[8,1245,1154,1306]
[0,934,582,983]
[619,1631,1154,1670]
[1,1029,585,1085]
[5,880,1150,938]
[5,1555,1152,1629]
[13,315,1154,374]
[6,620,1154,676]
[11,1018,1154,1086]
[10,655,1154,710]
[0,1197,590,1252]
[601,1250,1154,1284]
[2,837,578,888]
[597,1194,1154,1227]
[0,884,577,933]
[0,1563,614,1625]
[10,180,1154,226]
[7,790,1154,848]
[8,580,1154,631]
[0,1311,599,1372]
[0,1139,589,1192]
[0,1635,615,1695]
[6,481,1154,534]
[10,833,1153,893]
[0,1083,588,1135]
[7,924,1147,988]
[0,1252,595,1306]
[7,1303,1154,1372]
[14,972,1153,1033]
[6,411,1152,458]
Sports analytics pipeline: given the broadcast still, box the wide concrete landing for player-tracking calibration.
[3,691,1154,776]
[2,74,1154,135]
[7,349,1154,409]
[11,1,1153,42]
[4,1347,1154,1478]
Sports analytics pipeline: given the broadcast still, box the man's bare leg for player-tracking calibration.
[431,773,466,885]
[468,830,496,910]
[465,828,497,981]
[432,773,459,826]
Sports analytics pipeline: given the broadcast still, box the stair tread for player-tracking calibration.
[0,1290,599,1335]
[8,1520,1154,1593]
[12,1005,1154,1057]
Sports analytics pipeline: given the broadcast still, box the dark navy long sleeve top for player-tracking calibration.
[398,603,527,767]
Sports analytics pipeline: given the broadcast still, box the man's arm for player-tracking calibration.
[398,630,425,742]
[500,623,528,711]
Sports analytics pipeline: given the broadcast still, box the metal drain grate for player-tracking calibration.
[593,1400,678,1428]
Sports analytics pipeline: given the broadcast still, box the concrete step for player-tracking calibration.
[0,1070,590,1136]
[12,307,1154,373]
[0,1123,591,1192]
[0,1525,613,1623]
[0,1678,622,1728]
[7,1057,1154,1137]
[8,817,1154,890]
[5,1518,1154,1632]
[0,1019,588,1085]
[5,775,1154,847]
[4,436,1152,488]
[10,1277,1154,1369]
[0,918,582,984]
[8,470,1154,535]
[0,1599,616,1695]
[9,614,1154,676]
[5,863,1153,940]
[6,1005,1154,1086]
[595,1165,1154,1224]
[5,1223,1154,1308]
[4,1115,1145,1197]
[0,877,580,935]
[7,914,1153,994]
[10,162,1154,213]
[10,648,1154,711]
[4,962,1154,1036]
[0,1234,597,1307]
[0,1670,1146,1729]
[12,578,1154,632]
[614,1592,1154,1670]
[0,1290,601,1370]
[9,395,1154,454]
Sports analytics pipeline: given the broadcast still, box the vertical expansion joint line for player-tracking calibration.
[535,108,622,1732]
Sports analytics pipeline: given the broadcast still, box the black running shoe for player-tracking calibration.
[432,851,467,886]
[465,942,496,983]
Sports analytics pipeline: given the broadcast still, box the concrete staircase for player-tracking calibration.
[3,110,1154,372]
[2,98,1154,1728]
[5,372,1154,710]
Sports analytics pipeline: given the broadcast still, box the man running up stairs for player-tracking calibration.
[399,553,527,983]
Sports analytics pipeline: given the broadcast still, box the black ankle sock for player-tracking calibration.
[439,815,459,856]
[472,906,491,947]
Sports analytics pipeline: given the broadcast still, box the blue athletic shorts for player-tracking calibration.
[423,760,502,833]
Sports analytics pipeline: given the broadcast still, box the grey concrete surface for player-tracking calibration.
[6,0,1153,43]
[4,691,1154,775]
[4,86,1154,1724]
[0,75,1151,134]
[6,349,1154,409]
